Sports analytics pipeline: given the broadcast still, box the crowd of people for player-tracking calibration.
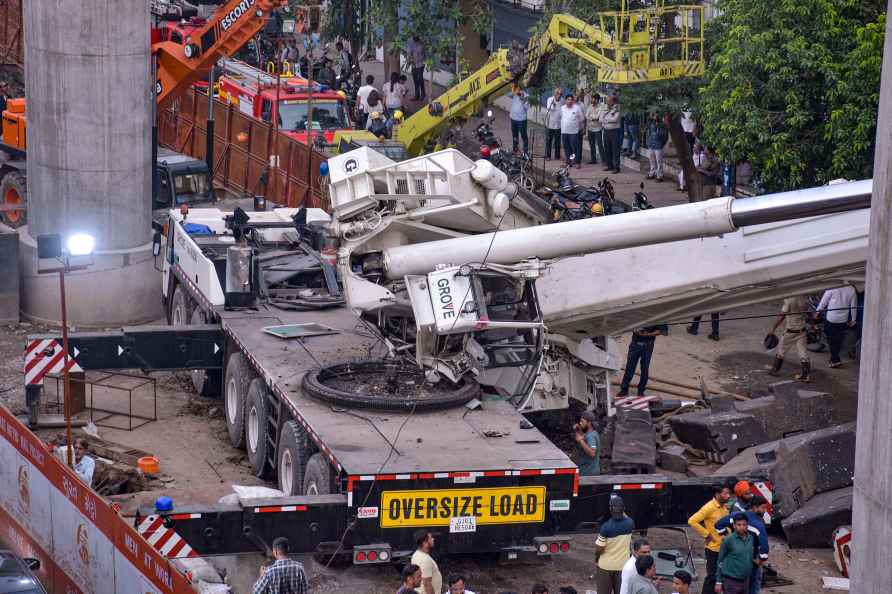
[539,87,622,172]
[688,481,772,594]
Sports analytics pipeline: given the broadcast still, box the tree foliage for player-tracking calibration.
[697,0,886,192]
[360,0,492,74]
[827,13,886,180]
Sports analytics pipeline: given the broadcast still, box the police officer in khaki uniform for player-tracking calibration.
[767,294,812,382]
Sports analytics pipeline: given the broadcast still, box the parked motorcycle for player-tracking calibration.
[548,163,607,222]
[632,182,653,210]
[471,110,537,194]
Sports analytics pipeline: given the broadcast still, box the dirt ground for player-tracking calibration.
[0,297,856,593]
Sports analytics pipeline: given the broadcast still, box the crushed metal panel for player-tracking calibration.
[262,323,340,339]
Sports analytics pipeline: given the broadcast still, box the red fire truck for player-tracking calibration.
[217,59,353,145]
[155,15,206,44]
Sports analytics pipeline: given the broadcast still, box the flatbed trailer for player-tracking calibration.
[25,314,743,564]
[22,203,767,565]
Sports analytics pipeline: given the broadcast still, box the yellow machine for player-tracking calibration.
[397,1,704,156]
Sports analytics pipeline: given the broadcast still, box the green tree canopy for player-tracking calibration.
[697,0,886,192]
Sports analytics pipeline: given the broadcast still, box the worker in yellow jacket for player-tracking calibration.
[688,483,731,594]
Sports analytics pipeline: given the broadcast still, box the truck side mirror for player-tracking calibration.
[152,231,162,257]
[23,557,40,571]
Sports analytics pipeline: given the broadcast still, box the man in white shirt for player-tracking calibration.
[411,530,442,594]
[585,93,608,164]
[560,94,584,167]
[545,87,563,160]
[356,74,376,129]
[816,285,858,367]
[619,538,651,594]
[73,438,96,487]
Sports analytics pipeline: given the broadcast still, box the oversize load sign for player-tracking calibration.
[380,487,546,528]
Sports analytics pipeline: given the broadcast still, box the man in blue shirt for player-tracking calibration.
[574,411,600,475]
[715,496,771,594]
[507,85,530,156]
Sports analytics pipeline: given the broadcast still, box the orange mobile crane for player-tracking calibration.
[0,0,289,228]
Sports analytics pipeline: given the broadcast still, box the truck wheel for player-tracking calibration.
[189,307,222,397]
[246,378,271,477]
[303,453,333,495]
[0,172,26,228]
[303,360,480,411]
[170,285,193,327]
[278,421,309,496]
[224,352,254,449]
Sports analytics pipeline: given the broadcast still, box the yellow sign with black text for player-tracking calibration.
[380,486,546,528]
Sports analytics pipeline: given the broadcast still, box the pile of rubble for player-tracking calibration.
[608,379,855,554]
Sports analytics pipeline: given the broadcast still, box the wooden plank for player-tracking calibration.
[83,436,153,467]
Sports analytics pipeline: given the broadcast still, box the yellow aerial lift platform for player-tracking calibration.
[394,1,704,155]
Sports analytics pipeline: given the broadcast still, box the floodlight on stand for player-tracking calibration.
[66,233,95,256]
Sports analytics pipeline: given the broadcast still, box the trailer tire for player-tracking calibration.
[302,360,479,411]
[303,453,333,495]
[278,421,309,496]
[0,171,26,228]
[189,307,222,397]
[245,378,271,477]
[170,285,193,327]
[224,352,254,449]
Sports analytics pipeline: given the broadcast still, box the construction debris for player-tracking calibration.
[658,444,688,473]
[783,487,853,548]
[717,422,856,548]
[668,381,834,462]
[610,408,657,472]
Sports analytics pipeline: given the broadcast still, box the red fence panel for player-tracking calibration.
[158,89,327,209]
[0,407,195,593]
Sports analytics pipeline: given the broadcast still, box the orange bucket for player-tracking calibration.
[138,456,160,475]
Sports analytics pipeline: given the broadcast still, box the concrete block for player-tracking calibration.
[0,225,18,323]
[717,423,855,519]
[770,423,856,518]
[782,487,852,548]
[658,444,687,473]
[668,381,834,462]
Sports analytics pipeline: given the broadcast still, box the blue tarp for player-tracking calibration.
[183,223,214,236]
